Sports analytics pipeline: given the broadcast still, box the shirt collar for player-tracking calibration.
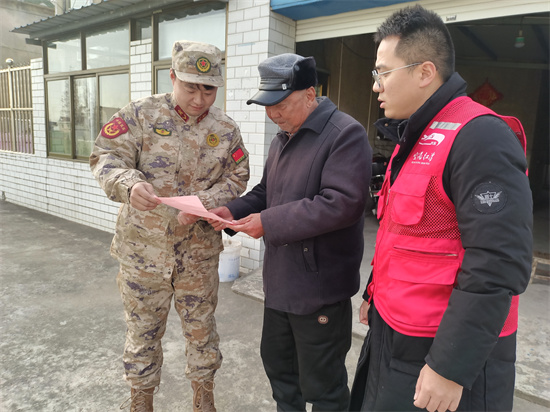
[171,93,209,124]
[174,105,209,124]
[295,97,337,136]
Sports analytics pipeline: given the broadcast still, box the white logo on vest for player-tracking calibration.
[411,151,435,165]
[419,132,445,146]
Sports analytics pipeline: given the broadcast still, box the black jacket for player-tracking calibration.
[366,73,533,388]
[227,97,372,315]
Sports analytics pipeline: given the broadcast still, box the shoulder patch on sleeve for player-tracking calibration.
[101,117,129,139]
[472,182,507,214]
[231,147,247,165]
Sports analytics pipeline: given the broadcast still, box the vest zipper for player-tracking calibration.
[394,246,458,257]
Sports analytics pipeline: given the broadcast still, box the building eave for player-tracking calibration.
[11,0,224,40]
[270,0,411,21]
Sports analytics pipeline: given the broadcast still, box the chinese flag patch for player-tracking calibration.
[101,117,129,139]
[231,147,246,165]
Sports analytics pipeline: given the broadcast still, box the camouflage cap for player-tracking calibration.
[172,40,224,87]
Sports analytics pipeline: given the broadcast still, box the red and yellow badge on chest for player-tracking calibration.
[101,117,128,139]
[207,133,220,147]
[154,128,172,136]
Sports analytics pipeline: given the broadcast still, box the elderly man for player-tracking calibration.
[209,53,372,411]
[90,40,249,412]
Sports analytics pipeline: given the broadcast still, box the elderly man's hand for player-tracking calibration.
[206,207,234,231]
[229,213,264,239]
[414,364,463,412]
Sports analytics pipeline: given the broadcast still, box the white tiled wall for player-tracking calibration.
[0,57,120,232]
[0,0,296,272]
[130,39,152,101]
[31,59,47,158]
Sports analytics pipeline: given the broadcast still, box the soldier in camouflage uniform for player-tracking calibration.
[90,40,249,412]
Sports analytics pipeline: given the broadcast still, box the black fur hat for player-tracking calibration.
[247,54,318,106]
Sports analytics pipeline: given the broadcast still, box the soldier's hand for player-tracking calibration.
[177,212,199,226]
[129,182,160,211]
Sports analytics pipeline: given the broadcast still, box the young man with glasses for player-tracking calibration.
[349,5,532,412]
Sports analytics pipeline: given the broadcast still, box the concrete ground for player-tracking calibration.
[0,200,548,411]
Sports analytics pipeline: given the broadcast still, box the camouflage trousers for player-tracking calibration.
[116,253,222,389]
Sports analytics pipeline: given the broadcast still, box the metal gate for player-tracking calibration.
[0,65,33,153]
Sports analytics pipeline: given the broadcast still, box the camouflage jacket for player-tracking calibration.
[90,92,249,273]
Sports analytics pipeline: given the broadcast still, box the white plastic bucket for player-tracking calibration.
[218,239,241,282]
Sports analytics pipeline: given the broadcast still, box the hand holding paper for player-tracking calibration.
[156,195,234,224]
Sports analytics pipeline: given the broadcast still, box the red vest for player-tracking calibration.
[369,96,526,338]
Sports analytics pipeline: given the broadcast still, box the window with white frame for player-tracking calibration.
[157,3,226,59]
[154,2,227,109]
[45,24,130,159]
[43,1,227,160]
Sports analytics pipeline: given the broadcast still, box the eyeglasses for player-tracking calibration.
[372,63,422,88]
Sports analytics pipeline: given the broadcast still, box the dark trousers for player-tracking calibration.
[349,304,516,411]
[261,300,353,411]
